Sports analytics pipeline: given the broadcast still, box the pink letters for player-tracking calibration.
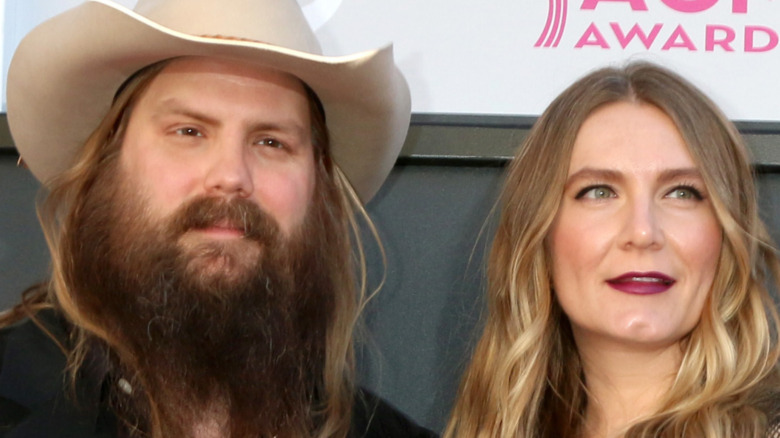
[611,23,663,49]
[582,0,747,12]
[706,25,735,51]
[581,0,648,10]
[574,23,776,52]
[745,26,779,52]
[569,0,768,52]
[661,0,717,13]
[662,25,697,50]
[575,23,611,48]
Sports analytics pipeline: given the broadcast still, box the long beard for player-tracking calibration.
[63,164,338,437]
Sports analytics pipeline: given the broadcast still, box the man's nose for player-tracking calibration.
[203,139,254,198]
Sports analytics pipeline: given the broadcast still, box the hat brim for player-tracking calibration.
[7,0,411,201]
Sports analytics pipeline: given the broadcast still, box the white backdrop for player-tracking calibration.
[4,0,780,121]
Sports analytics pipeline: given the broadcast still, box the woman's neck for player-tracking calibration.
[574,332,684,438]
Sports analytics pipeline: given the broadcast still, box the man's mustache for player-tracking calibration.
[167,196,280,244]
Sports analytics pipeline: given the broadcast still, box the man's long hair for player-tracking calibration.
[4,60,374,438]
[445,62,780,437]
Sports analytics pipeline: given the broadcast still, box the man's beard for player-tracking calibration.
[63,164,339,437]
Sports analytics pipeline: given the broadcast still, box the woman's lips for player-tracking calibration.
[606,272,676,295]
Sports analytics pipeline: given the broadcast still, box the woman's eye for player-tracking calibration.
[257,138,284,149]
[175,127,202,137]
[576,186,616,200]
[667,186,703,200]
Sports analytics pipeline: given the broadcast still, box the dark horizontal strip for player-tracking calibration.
[3,113,780,167]
[0,147,17,156]
[411,113,537,129]
[412,114,780,134]
[396,155,509,167]
[402,115,780,166]
[398,157,780,175]
[0,114,12,150]
[734,121,780,135]
[754,164,780,174]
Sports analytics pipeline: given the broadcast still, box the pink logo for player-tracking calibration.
[535,0,775,52]
[535,0,569,48]
[579,0,747,13]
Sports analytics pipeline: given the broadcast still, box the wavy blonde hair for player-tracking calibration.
[3,59,379,438]
[445,62,780,438]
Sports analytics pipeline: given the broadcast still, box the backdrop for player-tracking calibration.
[3,1,780,120]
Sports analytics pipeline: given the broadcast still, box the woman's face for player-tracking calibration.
[549,101,722,350]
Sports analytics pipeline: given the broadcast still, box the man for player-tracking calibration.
[0,0,434,437]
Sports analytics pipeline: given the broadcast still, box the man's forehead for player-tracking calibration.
[125,55,314,134]
[154,56,306,92]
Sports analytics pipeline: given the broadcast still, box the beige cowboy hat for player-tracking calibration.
[7,0,411,201]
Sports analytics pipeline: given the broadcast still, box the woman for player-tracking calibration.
[446,62,780,437]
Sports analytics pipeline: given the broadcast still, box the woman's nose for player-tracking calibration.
[618,199,664,250]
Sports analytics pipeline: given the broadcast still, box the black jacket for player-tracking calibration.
[0,310,437,438]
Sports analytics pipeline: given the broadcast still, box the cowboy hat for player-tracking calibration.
[7,0,411,202]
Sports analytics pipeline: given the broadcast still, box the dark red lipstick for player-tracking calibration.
[606,272,675,295]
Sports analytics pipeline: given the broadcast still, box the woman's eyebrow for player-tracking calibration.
[564,168,622,189]
[565,167,702,188]
[657,168,703,184]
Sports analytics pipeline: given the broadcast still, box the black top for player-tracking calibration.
[0,310,437,438]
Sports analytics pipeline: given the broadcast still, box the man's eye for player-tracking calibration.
[175,127,203,137]
[576,185,616,200]
[257,138,284,149]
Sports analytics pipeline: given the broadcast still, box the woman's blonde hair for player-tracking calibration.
[445,61,780,438]
[3,59,377,438]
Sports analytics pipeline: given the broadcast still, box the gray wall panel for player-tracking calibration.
[358,164,502,432]
[0,156,47,309]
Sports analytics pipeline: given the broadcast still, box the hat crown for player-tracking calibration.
[9,0,409,201]
[133,0,322,54]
